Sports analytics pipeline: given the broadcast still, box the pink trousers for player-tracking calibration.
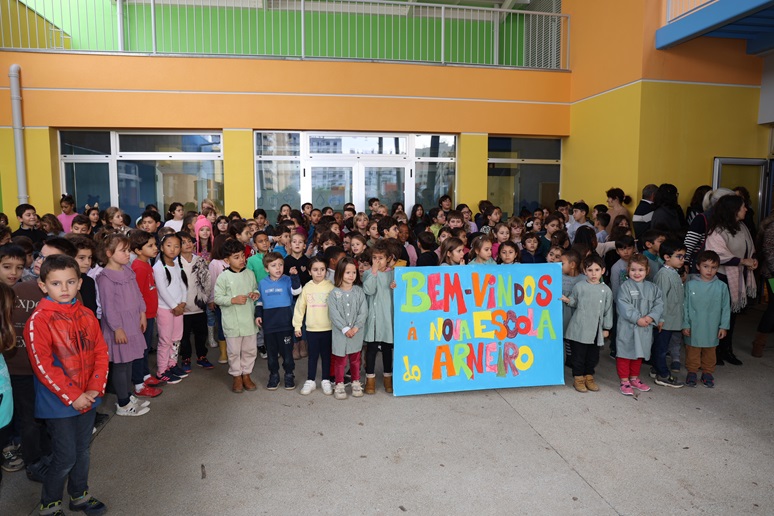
[156,308,183,374]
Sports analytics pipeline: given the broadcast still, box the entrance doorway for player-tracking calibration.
[713,157,771,227]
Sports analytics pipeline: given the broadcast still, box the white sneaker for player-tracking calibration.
[351,380,364,398]
[334,382,347,400]
[116,402,150,417]
[300,380,316,395]
[129,395,150,409]
[321,379,333,395]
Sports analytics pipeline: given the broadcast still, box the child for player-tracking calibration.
[561,256,613,393]
[362,241,396,394]
[428,208,446,239]
[366,220,381,247]
[194,216,213,264]
[594,213,611,244]
[256,252,302,390]
[349,233,367,262]
[153,233,189,383]
[682,251,730,388]
[286,233,311,359]
[538,215,563,258]
[468,235,495,265]
[0,284,14,485]
[508,216,525,249]
[560,249,585,365]
[228,219,255,260]
[293,257,335,395]
[641,229,666,280]
[520,232,546,263]
[272,225,291,258]
[497,241,519,265]
[95,234,152,416]
[164,202,185,232]
[69,215,91,236]
[439,237,465,266]
[178,232,214,373]
[85,205,102,237]
[66,236,98,316]
[214,239,261,393]
[615,254,664,396]
[208,235,232,363]
[491,223,511,258]
[479,205,501,235]
[653,240,687,386]
[457,203,478,233]
[24,256,109,516]
[568,202,593,243]
[129,230,164,398]
[415,232,439,267]
[609,236,636,301]
[545,245,563,264]
[57,194,78,234]
[0,244,25,286]
[12,204,47,244]
[324,246,347,283]
[104,207,129,235]
[138,210,162,237]
[446,210,465,231]
[434,227,453,261]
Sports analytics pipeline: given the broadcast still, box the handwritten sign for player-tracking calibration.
[393,264,564,396]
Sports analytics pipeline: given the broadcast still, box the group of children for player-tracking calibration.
[0,191,736,515]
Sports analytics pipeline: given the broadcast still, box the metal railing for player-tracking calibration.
[666,0,718,23]
[0,0,569,69]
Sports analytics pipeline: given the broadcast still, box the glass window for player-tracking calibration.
[309,135,407,155]
[64,162,111,212]
[415,135,456,158]
[118,159,224,223]
[488,137,561,160]
[60,131,111,155]
[256,132,300,156]
[310,165,353,211]
[415,162,455,210]
[487,163,560,219]
[364,166,405,211]
[256,161,301,224]
[119,134,221,153]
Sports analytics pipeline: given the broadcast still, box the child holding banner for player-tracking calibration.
[561,255,613,393]
[362,241,396,394]
[468,236,496,265]
[328,258,368,400]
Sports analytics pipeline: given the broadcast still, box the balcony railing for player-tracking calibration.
[666,0,718,23]
[0,0,569,70]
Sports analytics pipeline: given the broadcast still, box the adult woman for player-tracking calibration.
[683,188,734,270]
[651,184,687,237]
[752,209,774,357]
[705,194,758,365]
[605,188,632,234]
[734,186,757,237]
[686,185,712,225]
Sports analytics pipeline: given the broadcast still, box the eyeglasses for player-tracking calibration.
[33,252,50,261]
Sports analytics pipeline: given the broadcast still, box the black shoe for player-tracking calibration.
[716,356,725,366]
[26,458,49,483]
[725,353,742,366]
[69,492,107,516]
[267,374,280,390]
[94,412,109,428]
[284,374,296,390]
[343,373,352,386]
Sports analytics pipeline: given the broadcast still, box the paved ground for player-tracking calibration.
[1,307,773,515]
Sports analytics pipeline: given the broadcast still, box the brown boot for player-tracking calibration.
[242,374,257,391]
[232,375,244,393]
[299,340,308,358]
[364,376,376,394]
[384,375,393,393]
[752,332,767,358]
[292,342,301,360]
[573,376,588,393]
[218,341,228,364]
[584,375,599,392]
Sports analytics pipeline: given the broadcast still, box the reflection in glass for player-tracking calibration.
[415,162,455,210]
[487,163,560,218]
[415,135,456,158]
[488,137,561,160]
[64,163,111,212]
[256,161,301,223]
[365,167,405,211]
[256,133,301,156]
[311,166,353,211]
[60,131,111,155]
[309,136,406,155]
[119,134,221,153]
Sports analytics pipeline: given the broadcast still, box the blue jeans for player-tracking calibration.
[131,318,155,385]
[265,331,294,376]
[652,328,673,378]
[42,409,96,505]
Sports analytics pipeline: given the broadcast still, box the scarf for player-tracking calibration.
[705,228,757,312]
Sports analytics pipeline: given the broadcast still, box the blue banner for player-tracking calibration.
[393,263,564,396]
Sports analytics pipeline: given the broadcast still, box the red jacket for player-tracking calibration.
[25,298,109,415]
[132,259,158,319]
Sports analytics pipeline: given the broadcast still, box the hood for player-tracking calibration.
[194,215,214,249]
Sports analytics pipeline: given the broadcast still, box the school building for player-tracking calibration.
[0,0,772,225]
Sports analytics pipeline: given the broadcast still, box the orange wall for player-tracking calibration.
[0,52,571,135]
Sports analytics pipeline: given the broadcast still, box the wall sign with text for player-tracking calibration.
[393,264,564,396]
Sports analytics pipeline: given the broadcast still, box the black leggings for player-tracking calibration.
[365,341,393,375]
[758,279,774,333]
[181,312,208,360]
[306,331,332,381]
[111,362,133,406]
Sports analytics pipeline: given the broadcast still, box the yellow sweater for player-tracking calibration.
[292,280,335,332]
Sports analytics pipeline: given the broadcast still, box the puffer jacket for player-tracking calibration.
[25,298,109,418]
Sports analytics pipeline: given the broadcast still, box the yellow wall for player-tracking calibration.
[0,1,70,50]
[222,129,257,219]
[456,134,489,210]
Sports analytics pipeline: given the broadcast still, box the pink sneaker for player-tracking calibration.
[620,382,634,396]
[629,378,651,392]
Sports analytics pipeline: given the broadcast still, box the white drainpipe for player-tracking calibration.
[9,64,29,204]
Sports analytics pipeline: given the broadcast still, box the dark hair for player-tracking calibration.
[438,195,452,206]
[483,205,499,220]
[695,250,720,266]
[0,283,15,352]
[641,228,667,245]
[521,231,539,245]
[349,233,367,251]
[437,226,453,241]
[60,194,76,207]
[654,184,679,209]
[582,254,605,271]
[658,239,686,261]
[307,255,326,271]
[289,209,307,229]
[709,194,744,236]
[127,230,154,252]
[409,204,429,228]
[572,202,589,215]
[690,185,713,212]
[141,210,162,225]
[370,240,390,259]
[391,202,404,215]
[166,202,183,221]
[428,207,443,222]
[614,235,636,249]
[42,237,77,257]
[628,253,650,272]
[15,203,36,218]
[733,186,752,206]
[71,214,90,229]
[253,208,268,219]
[550,230,569,249]
[554,199,570,210]
[157,233,188,288]
[574,226,598,250]
[221,238,245,259]
[334,257,361,287]
[544,214,562,229]
[65,235,96,254]
[301,203,313,211]
[563,248,581,269]
[0,244,26,263]
[439,237,464,264]
[447,210,463,222]
[252,230,268,244]
[596,212,611,227]
[605,188,632,205]
[274,225,292,237]
[177,231,194,244]
[593,204,608,214]
[227,211,242,220]
[324,245,346,268]
[0,213,8,226]
[368,197,380,207]
[211,234,230,260]
[39,254,80,281]
[11,235,34,255]
[228,219,248,239]
[213,215,229,237]
[497,241,519,263]
[383,238,404,262]
[377,216,398,237]
[416,231,436,252]
[262,251,284,269]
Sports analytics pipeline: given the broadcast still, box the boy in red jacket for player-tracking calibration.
[25,255,109,516]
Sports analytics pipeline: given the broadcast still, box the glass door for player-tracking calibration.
[362,161,411,213]
[62,162,112,212]
[309,162,355,212]
[713,158,770,228]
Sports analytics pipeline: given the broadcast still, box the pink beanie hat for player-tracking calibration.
[194,214,214,250]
